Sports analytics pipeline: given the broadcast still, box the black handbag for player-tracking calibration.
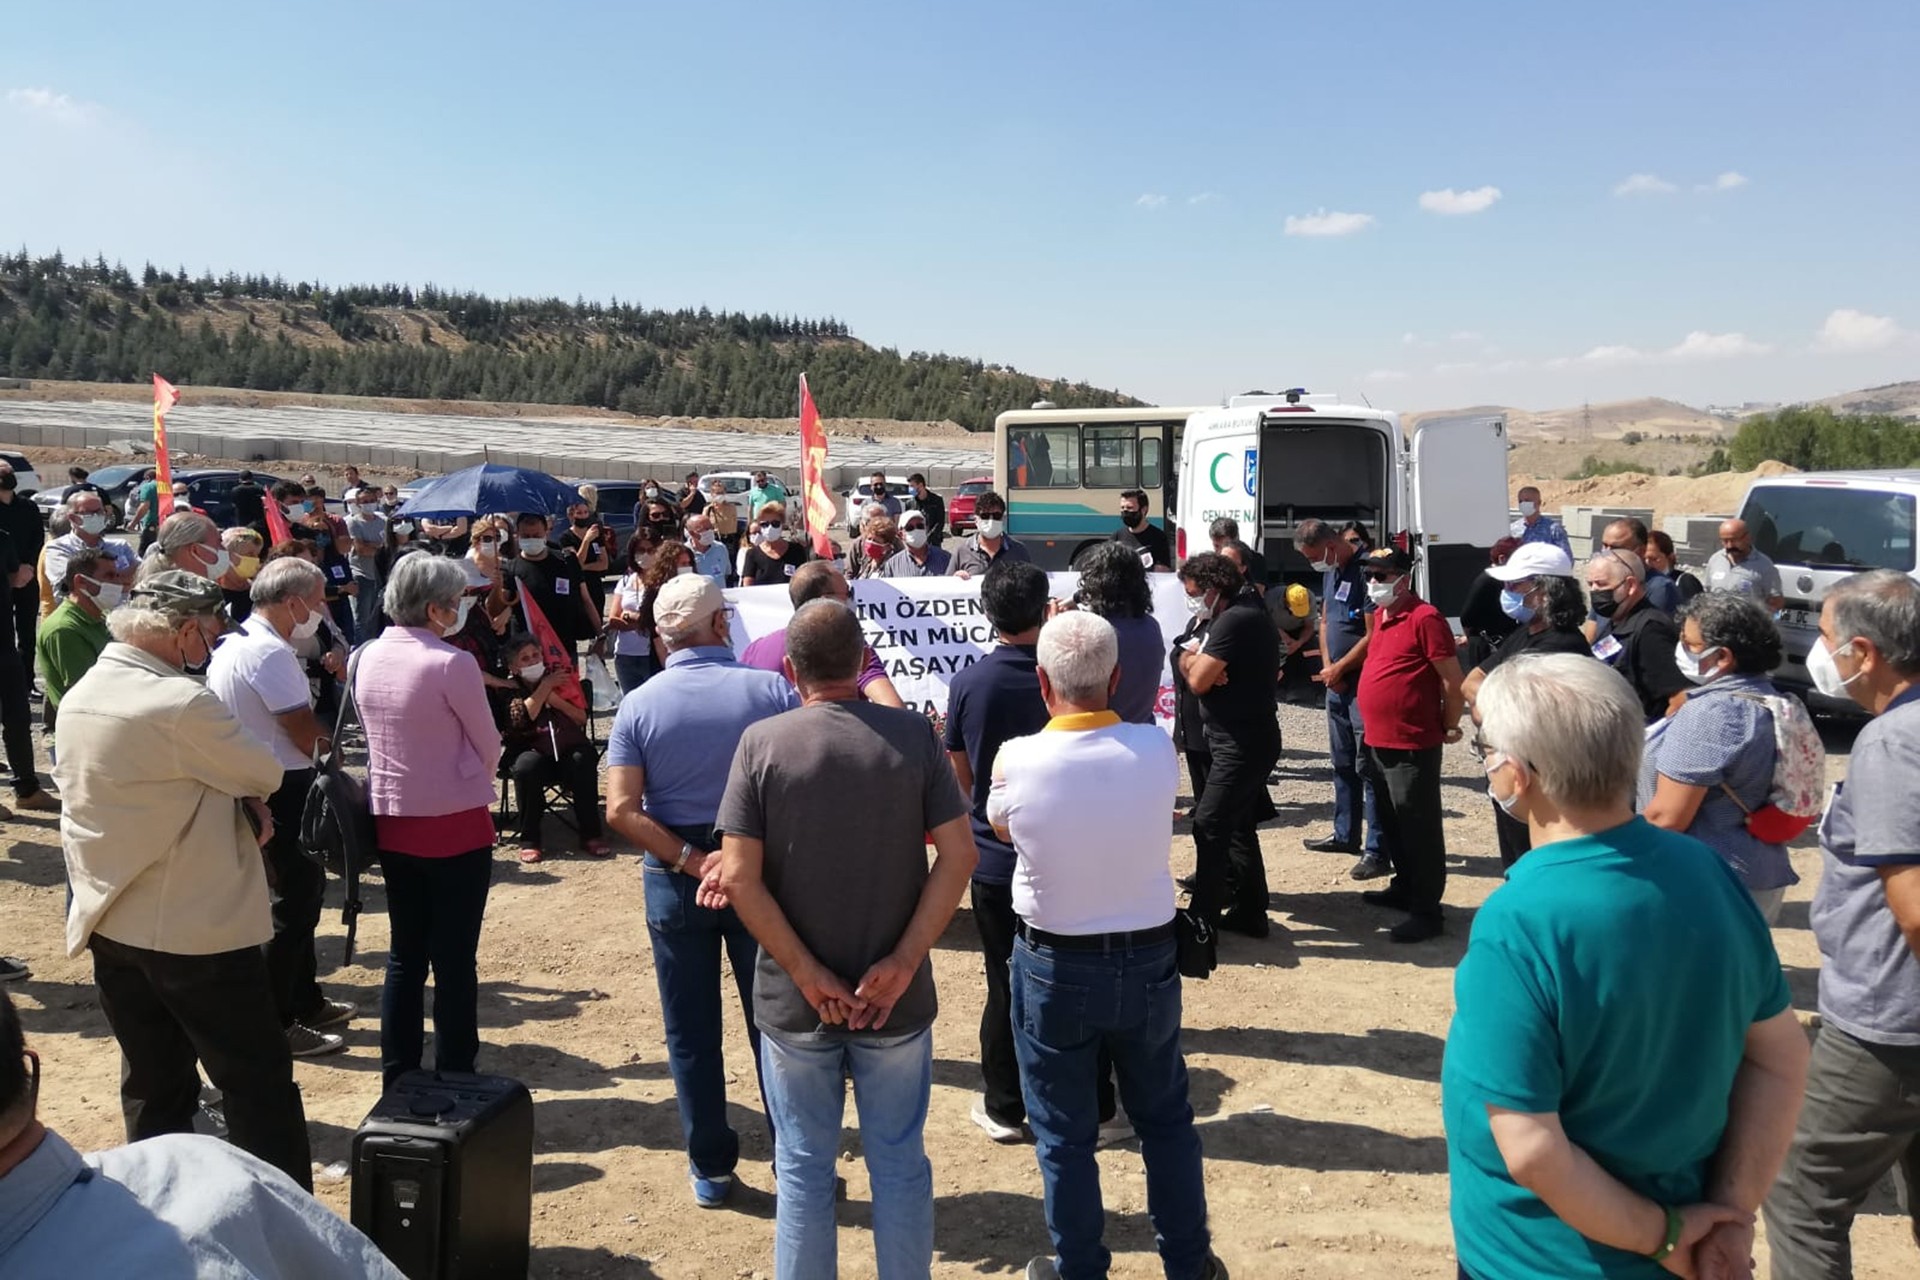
[300,648,373,964]
[1174,906,1217,979]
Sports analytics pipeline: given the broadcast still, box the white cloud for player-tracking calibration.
[1578,344,1647,365]
[1613,172,1677,197]
[4,87,97,125]
[1432,361,1480,376]
[1450,330,1483,342]
[1364,368,1407,383]
[1401,331,1419,345]
[1487,359,1530,374]
[1134,193,1167,210]
[1418,185,1502,216]
[1697,171,1749,192]
[1283,208,1375,237]
[1666,330,1770,361]
[1814,308,1909,352]
[1187,192,1220,205]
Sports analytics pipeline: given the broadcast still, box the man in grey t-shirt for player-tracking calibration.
[1705,518,1784,610]
[1765,570,1920,1274]
[716,599,975,1278]
[344,488,387,640]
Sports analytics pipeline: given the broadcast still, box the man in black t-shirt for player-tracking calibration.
[1114,488,1172,572]
[506,512,601,655]
[1174,552,1281,935]
[228,471,266,532]
[908,474,945,548]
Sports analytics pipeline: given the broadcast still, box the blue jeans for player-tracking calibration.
[1012,935,1211,1280]
[1325,684,1382,854]
[614,653,654,695]
[378,846,493,1090]
[352,573,382,641]
[759,1026,934,1280]
[642,857,765,1177]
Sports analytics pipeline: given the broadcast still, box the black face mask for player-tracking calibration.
[573,517,592,527]
[0,474,15,491]
[1590,587,1622,619]
[1120,509,1143,528]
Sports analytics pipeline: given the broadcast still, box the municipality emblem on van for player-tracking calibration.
[1243,449,1257,497]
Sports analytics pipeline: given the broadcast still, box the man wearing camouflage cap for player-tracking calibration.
[53,570,314,1189]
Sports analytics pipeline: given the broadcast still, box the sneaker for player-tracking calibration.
[1025,1259,1062,1280]
[969,1097,1026,1144]
[0,956,30,982]
[1348,855,1391,881]
[689,1168,734,1208]
[286,1022,345,1058]
[1096,1112,1135,1148]
[1303,834,1360,854]
[298,998,356,1031]
[11,790,58,813]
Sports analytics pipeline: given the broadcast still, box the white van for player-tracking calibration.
[1736,470,1920,706]
[1175,392,1511,615]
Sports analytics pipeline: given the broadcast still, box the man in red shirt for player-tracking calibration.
[1355,549,1466,942]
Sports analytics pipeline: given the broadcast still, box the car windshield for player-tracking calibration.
[957,481,992,496]
[1741,485,1917,572]
[92,465,145,486]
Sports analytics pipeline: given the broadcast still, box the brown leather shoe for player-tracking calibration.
[12,791,59,813]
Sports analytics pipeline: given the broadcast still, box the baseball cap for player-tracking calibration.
[1487,543,1575,582]
[129,570,227,618]
[1364,547,1415,574]
[654,575,725,633]
[1285,584,1312,618]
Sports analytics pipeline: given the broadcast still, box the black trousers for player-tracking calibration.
[509,744,602,848]
[0,617,37,798]
[1191,722,1281,921]
[264,768,324,1027]
[10,581,36,667]
[380,846,494,1089]
[1365,744,1447,917]
[89,933,313,1190]
[1493,801,1531,870]
[1183,749,1211,811]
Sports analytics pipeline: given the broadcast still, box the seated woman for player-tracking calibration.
[502,633,609,865]
[1638,592,1801,923]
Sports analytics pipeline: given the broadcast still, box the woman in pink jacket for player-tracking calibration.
[354,554,504,1088]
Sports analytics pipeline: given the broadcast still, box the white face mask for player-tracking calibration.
[693,531,714,550]
[1807,636,1864,700]
[77,512,109,536]
[1673,642,1726,685]
[1309,557,1336,574]
[394,520,414,536]
[644,487,660,499]
[1184,590,1214,618]
[517,661,547,683]
[1485,753,1524,815]
[675,564,695,577]
[976,517,1005,539]
[517,537,547,557]
[1518,500,1539,517]
[290,601,325,641]
[199,546,233,580]
[83,578,122,609]
[440,596,475,637]
[1365,578,1400,607]
[903,528,929,550]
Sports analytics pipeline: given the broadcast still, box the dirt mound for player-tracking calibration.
[1513,460,1797,522]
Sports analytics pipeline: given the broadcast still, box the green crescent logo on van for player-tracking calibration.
[1208,452,1233,493]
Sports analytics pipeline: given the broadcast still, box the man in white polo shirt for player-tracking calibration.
[206,556,353,1059]
[988,611,1225,1280]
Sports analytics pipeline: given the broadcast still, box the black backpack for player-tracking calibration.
[300,647,374,964]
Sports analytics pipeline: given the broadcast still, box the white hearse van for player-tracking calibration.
[1736,469,1920,707]
[1175,391,1512,616]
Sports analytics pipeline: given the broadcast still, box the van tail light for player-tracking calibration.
[1176,527,1187,560]
[1394,530,1411,552]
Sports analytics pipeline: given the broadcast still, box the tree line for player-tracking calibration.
[1727,405,1920,473]
[0,248,1139,428]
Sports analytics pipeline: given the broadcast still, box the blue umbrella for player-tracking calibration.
[395,463,582,520]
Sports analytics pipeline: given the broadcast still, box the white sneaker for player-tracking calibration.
[969,1097,1025,1144]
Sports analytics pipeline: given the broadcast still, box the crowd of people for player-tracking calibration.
[0,455,1915,1280]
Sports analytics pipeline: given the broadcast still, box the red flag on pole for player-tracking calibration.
[798,374,837,560]
[518,586,587,710]
[152,374,179,520]
[263,491,293,545]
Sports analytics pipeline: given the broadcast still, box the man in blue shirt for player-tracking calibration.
[1765,570,1920,1275]
[1511,485,1572,558]
[1293,518,1386,873]
[604,574,799,1208]
[942,559,1053,1143]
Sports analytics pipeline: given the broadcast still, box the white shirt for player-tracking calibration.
[987,712,1179,935]
[206,615,314,771]
[611,572,650,658]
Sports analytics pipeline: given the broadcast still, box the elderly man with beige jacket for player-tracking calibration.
[54,570,313,1190]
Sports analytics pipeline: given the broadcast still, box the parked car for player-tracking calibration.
[170,468,285,528]
[842,475,919,528]
[0,452,44,500]
[946,476,994,536]
[35,462,149,528]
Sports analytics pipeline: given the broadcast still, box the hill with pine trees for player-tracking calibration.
[0,249,1140,430]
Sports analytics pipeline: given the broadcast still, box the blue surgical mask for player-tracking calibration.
[1498,588,1534,623]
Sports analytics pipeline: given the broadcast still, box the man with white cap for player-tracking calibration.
[881,510,951,578]
[604,573,799,1208]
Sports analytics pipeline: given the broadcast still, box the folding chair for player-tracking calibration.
[496,679,603,838]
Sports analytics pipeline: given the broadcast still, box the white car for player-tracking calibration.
[0,452,45,498]
[843,475,919,528]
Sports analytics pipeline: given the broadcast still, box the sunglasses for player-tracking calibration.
[1361,570,1403,581]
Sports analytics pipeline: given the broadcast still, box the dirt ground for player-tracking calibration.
[3,700,1915,1278]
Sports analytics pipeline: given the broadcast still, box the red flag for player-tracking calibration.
[152,374,179,520]
[263,493,293,545]
[798,374,836,559]
[518,586,586,710]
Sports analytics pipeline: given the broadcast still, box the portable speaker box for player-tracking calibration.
[350,1070,535,1280]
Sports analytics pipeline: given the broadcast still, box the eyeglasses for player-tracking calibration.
[1361,570,1402,582]
[1468,732,1494,761]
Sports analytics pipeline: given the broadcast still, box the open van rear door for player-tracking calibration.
[1409,414,1511,616]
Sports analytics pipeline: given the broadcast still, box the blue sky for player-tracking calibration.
[3,0,1916,414]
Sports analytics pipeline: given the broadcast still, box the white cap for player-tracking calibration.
[1487,542,1574,582]
[654,574,725,633]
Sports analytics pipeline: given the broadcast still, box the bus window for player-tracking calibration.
[1141,435,1164,489]
[1083,426,1138,488]
[1010,427,1078,489]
